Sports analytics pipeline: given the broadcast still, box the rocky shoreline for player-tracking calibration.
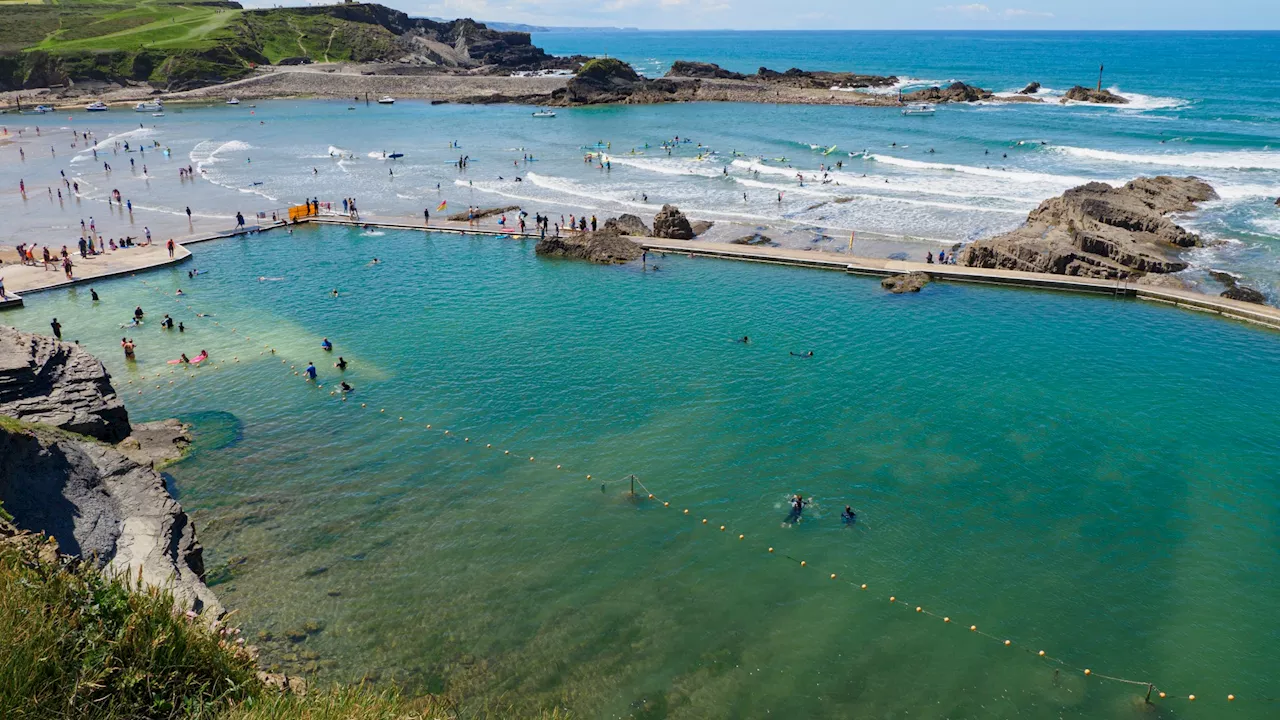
[0,325,220,616]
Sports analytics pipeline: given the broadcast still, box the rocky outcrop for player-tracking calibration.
[753,66,898,90]
[549,58,698,106]
[959,176,1218,279]
[666,61,745,80]
[732,232,774,246]
[902,81,993,103]
[1019,82,1041,95]
[652,205,695,240]
[0,324,218,615]
[603,213,650,237]
[0,325,130,442]
[1209,271,1268,304]
[881,272,931,293]
[535,229,643,264]
[0,420,221,616]
[1061,85,1127,104]
[117,419,192,468]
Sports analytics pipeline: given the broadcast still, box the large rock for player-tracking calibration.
[117,418,192,468]
[0,420,221,616]
[549,57,701,105]
[535,229,643,264]
[1019,82,1041,95]
[666,61,745,80]
[0,325,131,442]
[603,213,651,237]
[652,204,695,240]
[1061,85,1128,104]
[881,272,931,293]
[753,66,898,90]
[1209,270,1268,305]
[959,176,1218,279]
[902,81,993,103]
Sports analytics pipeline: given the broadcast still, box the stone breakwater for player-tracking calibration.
[0,325,220,616]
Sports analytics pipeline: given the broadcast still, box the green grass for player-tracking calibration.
[0,510,572,720]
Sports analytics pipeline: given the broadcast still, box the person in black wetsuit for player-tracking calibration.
[842,506,857,524]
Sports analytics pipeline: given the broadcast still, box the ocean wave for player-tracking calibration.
[730,159,1055,204]
[1055,86,1188,113]
[847,77,950,96]
[604,155,726,178]
[855,153,1099,186]
[1050,145,1280,170]
[70,127,157,163]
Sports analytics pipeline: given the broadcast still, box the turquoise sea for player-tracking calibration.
[6,222,1280,718]
[2,30,1280,719]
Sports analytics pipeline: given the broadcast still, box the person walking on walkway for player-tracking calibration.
[167,238,175,258]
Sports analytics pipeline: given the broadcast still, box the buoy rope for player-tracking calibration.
[119,276,1264,707]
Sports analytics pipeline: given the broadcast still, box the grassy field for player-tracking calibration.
[0,1,410,90]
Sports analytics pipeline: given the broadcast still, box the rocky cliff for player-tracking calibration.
[0,325,219,615]
[959,176,1217,279]
[0,325,131,442]
[902,81,994,103]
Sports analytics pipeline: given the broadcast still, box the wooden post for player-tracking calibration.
[1145,684,1154,704]
[630,475,636,498]
[1097,64,1104,92]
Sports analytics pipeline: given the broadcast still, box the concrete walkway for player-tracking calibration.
[0,222,284,303]
[4,212,1278,332]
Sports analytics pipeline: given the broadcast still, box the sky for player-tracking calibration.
[240,1,1280,30]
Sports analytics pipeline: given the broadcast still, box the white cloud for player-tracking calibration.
[936,3,991,13]
[1003,8,1055,17]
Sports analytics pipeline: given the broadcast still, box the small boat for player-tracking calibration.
[134,100,163,112]
[152,113,165,118]
[86,101,109,112]
[377,96,395,104]
[901,105,936,116]
[226,97,240,105]
[531,109,556,118]
[33,104,54,113]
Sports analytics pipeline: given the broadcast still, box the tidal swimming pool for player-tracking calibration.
[7,224,1280,719]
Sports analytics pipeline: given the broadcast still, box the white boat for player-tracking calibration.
[226,97,240,105]
[134,100,163,112]
[86,101,109,112]
[531,109,556,118]
[901,105,936,116]
[151,113,165,118]
[377,96,395,104]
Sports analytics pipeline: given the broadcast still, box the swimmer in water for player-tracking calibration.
[305,362,317,381]
[787,494,806,522]
[331,289,339,298]
[321,338,333,351]
[335,356,347,370]
[340,381,353,393]
[179,353,190,364]
[368,258,380,265]
[790,351,814,358]
[842,506,857,524]
[735,336,749,344]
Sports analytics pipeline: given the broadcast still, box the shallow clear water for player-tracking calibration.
[5,224,1280,718]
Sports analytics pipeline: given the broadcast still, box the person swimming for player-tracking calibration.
[179,353,190,364]
[340,381,353,393]
[335,356,347,370]
[134,306,145,319]
[790,351,814,357]
[331,288,340,298]
[735,336,749,344]
[842,505,857,524]
[787,494,807,522]
[321,338,333,351]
